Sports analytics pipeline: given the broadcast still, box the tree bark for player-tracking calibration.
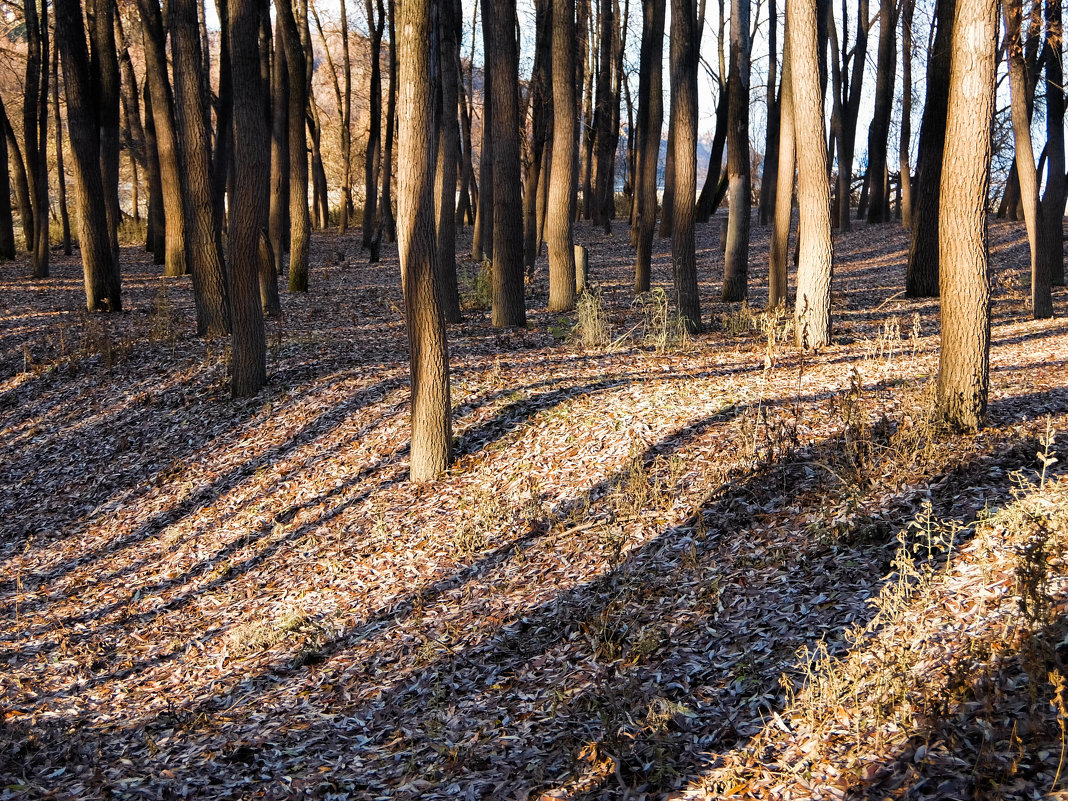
[90,0,121,266]
[117,14,151,253]
[835,0,869,231]
[758,0,780,227]
[381,0,398,242]
[670,0,701,331]
[548,0,578,311]
[722,0,752,302]
[695,81,728,223]
[936,0,995,431]
[592,0,616,231]
[398,0,452,481]
[898,0,914,226]
[487,0,526,326]
[142,86,165,261]
[905,0,954,297]
[633,0,665,293]
[229,0,268,396]
[0,93,14,260]
[24,0,50,278]
[269,20,290,279]
[790,0,833,349]
[1039,0,1065,286]
[435,0,462,322]
[362,0,384,252]
[278,0,310,291]
[2,107,33,253]
[524,0,552,272]
[56,0,122,311]
[213,0,233,235]
[864,0,896,223]
[769,12,795,309]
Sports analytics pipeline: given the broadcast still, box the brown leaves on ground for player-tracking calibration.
[0,214,1066,800]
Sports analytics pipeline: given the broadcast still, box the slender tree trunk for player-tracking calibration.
[592,0,615,231]
[836,0,869,231]
[722,0,752,302]
[770,12,794,309]
[142,87,165,260]
[457,48,477,227]
[339,0,353,233]
[695,82,728,223]
[633,0,665,293]
[213,0,233,235]
[865,0,896,223]
[472,10,494,263]
[758,0,780,227]
[269,21,290,279]
[660,115,676,237]
[936,0,995,431]
[56,0,121,311]
[547,0,578,311]
[173,0,231,336]
[905,0,954,296]
[0,95,15,260]
[24,0,50,278]
[362,0,384,252]
[487,0,526,325]
[381,0,398,242]
[435,0,462,322]
[2,109,33,253]
[1040,0,1065,286]
[524,0,552,272]
[790,0,833,348]
[229,0,268,396]
[90,0,121,266]
[278,0,310,291]
[670,0,701,331]
[399,0,452,481]
[52,45,70,258]
[899,0,914,226]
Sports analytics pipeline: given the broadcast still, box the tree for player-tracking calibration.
[362,0,385,255]
[898,0,914,226]
[486,0,526,326]
[229,0,269,396]
[523,0,552,272]
[269,20,290,281]
[24,0,49,278]
[435,0,462,322]
[398,0,453,480]
[2,105,32,252]
[547,0,578,312]
[1039,0,1065,287]
[277,0,311,291]
[0,95,14,261]
[722,0,751,301]
[90,0,121,267]
[1005,0,1052,318]
[380,0,398,243]
[591,0,618,232]
[55,0,122,311]
[769,12,795,308]
[904,0,954,297]
[790,0,833,348]
[633,0,665,293]
[864,0,897,223]
[828,0,869,231]
[472,4,494,263]
[758,0,780,227]
[936,0,995,431]
[116,15,151,258]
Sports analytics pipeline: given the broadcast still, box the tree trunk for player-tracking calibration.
[173,0,231,336]
[229,0,268,396]
[769,11,795,309]
[758,0,779,227]
[435,0,462,322]
[836,0,869,232]
[592,0,616,232]
[905,0,954,297]
[547,0,578,311]
[56,0,122,311]
[633,0,665,293]
[695,81,728,223]
[2,107,33,253]
[398,0,452,481]
[898,0,914,226]
[670,0,701,331]
[659,114,676,237]
[487,0,526,326]
[339,0,354,234]
[269,21,290,279]
[51,46,70,257]
[1040,0,1066,286]
[380,0,398,242]
[90,0,121,267]
[1005,0,1052,318]
[24,0,50,278]
[790,0,833,349]
[213,0,233,235]
[0,94,14,260]
[362,0,384,252]
[936,0,994,431]
[865,0,896,223]
[142,86,165,261]
[278,0,310,291]
[117,15,148,236]
[472,14,494,263]
[524,0,552,272]
[722,0,751,302]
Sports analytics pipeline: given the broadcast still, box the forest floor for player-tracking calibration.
[1,212,1068,800]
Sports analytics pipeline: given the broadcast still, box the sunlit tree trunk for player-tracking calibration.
[769,12,794,309]
[722,0,751,301]
[670,0,701,331]
[269,21,290,280]
[633,0,665,293]
[548,0,578,311]
[278,0,310,291]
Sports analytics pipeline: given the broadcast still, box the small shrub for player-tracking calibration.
[460,259,492,311]
[574,289,611,348]
[636,288,689,352]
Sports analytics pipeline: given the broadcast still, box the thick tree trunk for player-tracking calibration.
[670,0,701,331]
[769,12,794,309]
[56,0,122,311]
[487,0,526,326]
[228,0,268,397]
[865,0,896,223]
[722,0,751,302]
[633,0,665,293]
[790,0,833,349]
[1005,0,1052,318]
[1039,0,1066,286]
[435,0,462,322]
[398,0,452,481]
[905,0,954,297]
[90,0,121,266]
[278,0,310,291]
[936,0,994,431]
[547,0,578,311]
[173,0,231,336]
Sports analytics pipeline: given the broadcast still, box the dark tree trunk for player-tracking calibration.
[592,0,616,232]
[362,0,384,251]
[213,0,233,235]
[670,0,701,331]
[398,0,452,481]
[381,0,398,242]
[769,11,794,309]
[899,0,914,226]
[835,0,869,231]
[228,0,268,396]
[0,94,14,260]
[269,20,290,278]
[865,0,897,223]
[524,0,552,273]
[486,0,526,325]
[90,0,121,266]
[24,0,50,278]
[1039,0,1065,286]
[633,0,665,293]
[547,0,578,311]
[435,0,462,322]
[472,10,494,263]
[722,0,751,302]
[659,114,676,237]
[116,16,148,235]
[278,0,310,291]
[3,97,34,252]
[142,86,165,261]
[56,0,122,311]
[758,0,779,227]
[695,81,728,223]
[52,46,71,256]
[905,0,954,297]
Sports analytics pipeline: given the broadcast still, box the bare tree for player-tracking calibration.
[435,0,462,322]
[722,0,751,302]
[769,12,794,309]
[362,0,385,254]
[24,0,49,278]
[277,0,311,291]
[547,0,578,311]
[864,0,897,223]
[633,0,665,293]
[0,94,14,260]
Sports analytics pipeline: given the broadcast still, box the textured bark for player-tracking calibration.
[722,0,751,302]
[173,0,231,336]
[547,0,578,311]
[90,0,121,266]
[1005,0,1052,318]
[269,21,290,277]
[362,0,384,251]
[278,0,310,291]
[864,0,896,223]
[1040,0,1065,286]
[2,108,32,252]
[398,0,452,481]
[592,0,615,231]
[471,8,493,263]
[487,0,526,326]
[229,0,268,397]
[695,82,728,223]
[0,93,14,260]
[380,0,397,242]
[524,0,552,272]
[576,0,592,220]
[117,16,150,249]
[905,0,954,297]
[758,0,779,227]
[669,0,701,331]
[56,0,122,311]
[24,0,49,278]
[659,116,676,238]
[834,0,869,231]
[435,0,462,322]
[769,12,795,309]
[790,0,833,349]
[51,46,70,257]
[633,0,665,293]
[936,0,994,432]
[142,87,165,261]
[139,0,188,277]
[898,0,914,226]
[213,0,233,235]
